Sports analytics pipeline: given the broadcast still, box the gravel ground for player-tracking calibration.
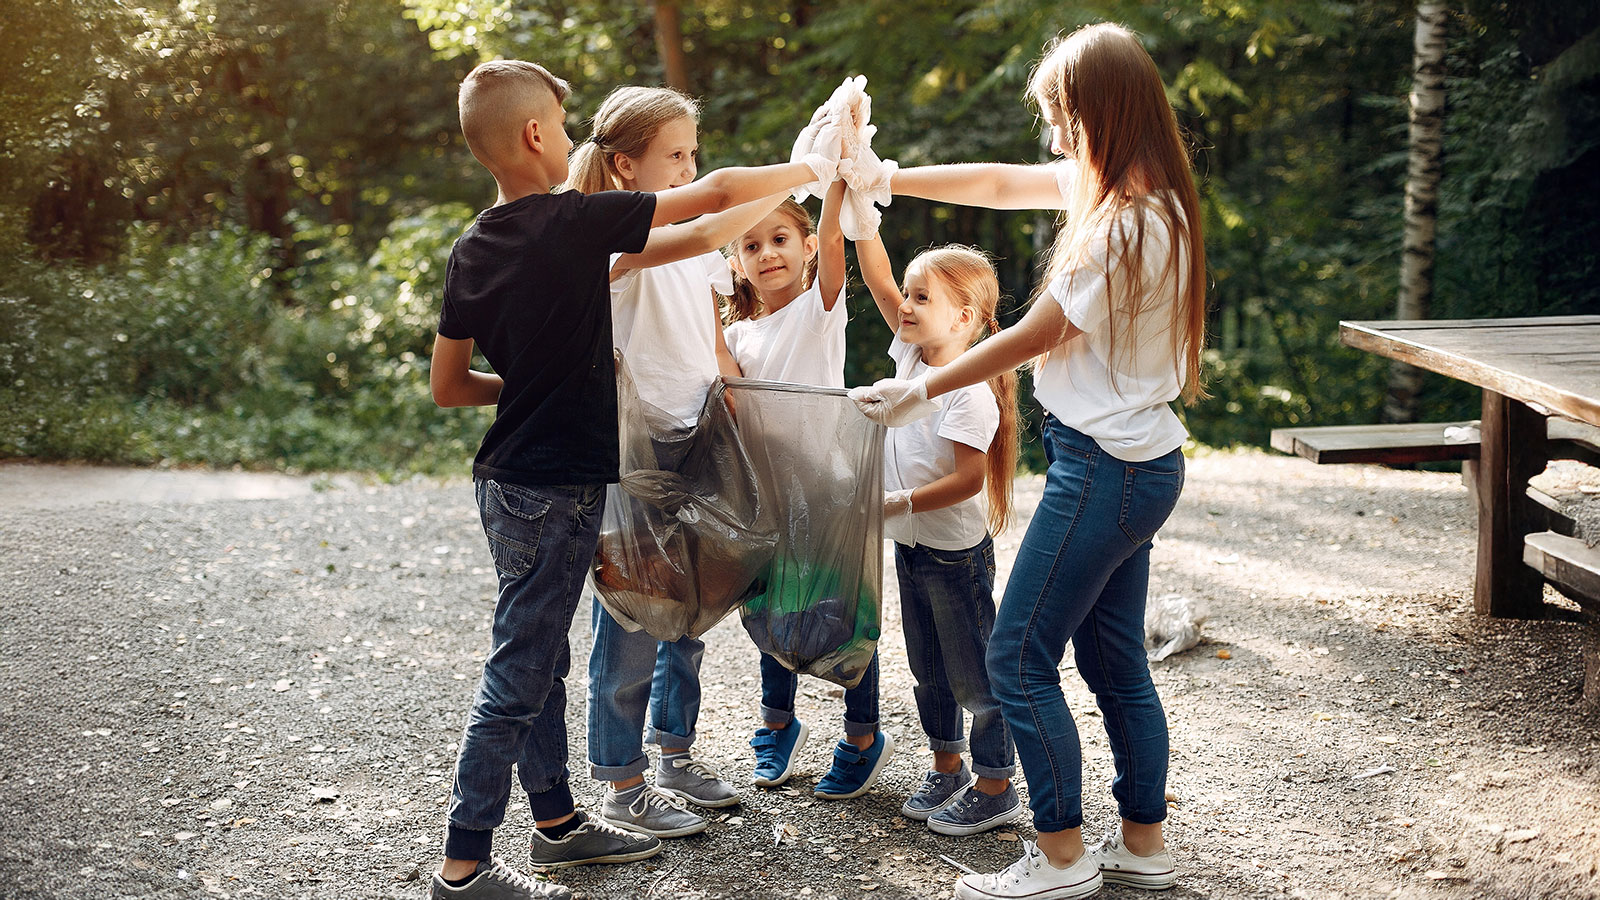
[2,450,1598,900]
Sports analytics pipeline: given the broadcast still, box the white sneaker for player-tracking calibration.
[953,840,1102,900]
[1087,832,1176,890]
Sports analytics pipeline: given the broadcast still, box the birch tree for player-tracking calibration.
[1384,2,1449,423]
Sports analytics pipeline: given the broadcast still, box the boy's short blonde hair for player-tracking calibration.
[458,60,571,165]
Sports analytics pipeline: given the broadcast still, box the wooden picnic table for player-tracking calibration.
[1340,316,1600,619]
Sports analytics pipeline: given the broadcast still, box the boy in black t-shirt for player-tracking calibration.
[428,60,840,900]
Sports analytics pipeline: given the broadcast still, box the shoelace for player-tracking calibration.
[669,756,723,782]
[581,815,645,841]
[981,840,1043,888]
[479,857,542,891]
[912,771,948,800]
[628,787,690,818]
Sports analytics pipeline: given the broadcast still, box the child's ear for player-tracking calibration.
[803,233,819,260]
[522,119,542,154]
[956,305,977,333]
[614,152,636,181]
[728,254,747,278]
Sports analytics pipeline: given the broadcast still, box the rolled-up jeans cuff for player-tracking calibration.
[645,724,696,749]
[972,763,1016,780]
[1119,804,1167,825]
[760,705,794,727]
[444,825,493,861]
[927,737,969,754]
[588,755,649,782]
[842,718,878,738]
[1035,812,1083,832]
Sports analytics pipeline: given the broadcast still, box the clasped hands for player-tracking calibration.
[789,76,898,240]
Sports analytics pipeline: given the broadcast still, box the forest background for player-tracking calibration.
[2,0,1596,475]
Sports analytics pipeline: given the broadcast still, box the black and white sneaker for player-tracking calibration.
[429,857,570,900]
[527,812,662,871]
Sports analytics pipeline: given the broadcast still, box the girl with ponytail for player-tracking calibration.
[854,236,1022,839]
[566,84,795,840]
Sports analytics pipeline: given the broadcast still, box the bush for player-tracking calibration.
[3,208,492,475]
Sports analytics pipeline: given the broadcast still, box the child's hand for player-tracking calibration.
[790,107,841,201]
[848,376,939,426]
[883,489,913,525]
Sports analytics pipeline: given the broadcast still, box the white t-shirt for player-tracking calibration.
[883,336,1000,551]
[722,280,847,387]
[1032,196,1190,462]
[609,250,733,425]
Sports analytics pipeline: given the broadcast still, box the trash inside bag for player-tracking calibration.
[592,354,778,641]
[728,378,885,687]
[1145,593,1208,661]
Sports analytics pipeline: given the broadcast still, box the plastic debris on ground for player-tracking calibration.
[592,355,778,641]
[1145,592,1208,661]
[727,377,886,688]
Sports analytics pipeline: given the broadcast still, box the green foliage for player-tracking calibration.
[4,1,1598,475]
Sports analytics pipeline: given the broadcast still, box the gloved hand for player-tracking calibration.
[848,376,940,426]
[790,106,840,202]
[883,489,914,527]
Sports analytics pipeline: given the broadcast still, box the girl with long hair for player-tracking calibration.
[566,84,794,840]
[854,237,1022,837]
[853,22,1205,898]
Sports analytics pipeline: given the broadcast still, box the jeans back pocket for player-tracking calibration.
[481,480,555,579]
[1118,457,1184,546]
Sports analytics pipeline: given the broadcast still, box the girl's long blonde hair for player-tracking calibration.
[721,199,817,325]
[566,85,698,194]
[906,245,1018,535]
[1030,23,1207,403]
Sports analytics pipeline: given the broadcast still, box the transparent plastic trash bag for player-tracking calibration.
[1145,593,1208,662]
[591,354,779,641]
[726,378,886,688]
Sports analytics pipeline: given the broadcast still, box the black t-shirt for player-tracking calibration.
[437,189,656,486]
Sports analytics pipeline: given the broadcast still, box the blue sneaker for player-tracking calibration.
[750,719,809,788]
[813,731,894,800]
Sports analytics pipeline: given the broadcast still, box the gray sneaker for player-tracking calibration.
[527,812,662,871]
[430,857,570,899]
[901,764,975,821]
[656,754,739,809]
[600,784,709,837]
[928,783,1023,836]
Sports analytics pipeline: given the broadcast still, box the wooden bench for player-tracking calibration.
[1524,532,1600,705]
[1270,417,1600,468]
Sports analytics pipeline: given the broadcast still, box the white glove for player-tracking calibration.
[790,106,839,202]
[883,488,914,526]
[848,376,940,426]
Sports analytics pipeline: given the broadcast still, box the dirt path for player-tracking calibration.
[1,452,1596,900]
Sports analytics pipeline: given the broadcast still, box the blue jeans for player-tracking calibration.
[446,479,604,861]
[896,535,1015,779]
[759,650,879,737]
[587,599,704,781]
[987,417,1184,833]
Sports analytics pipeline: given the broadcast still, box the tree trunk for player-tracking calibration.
[1383,2,1448,423]
[652,0,690,93]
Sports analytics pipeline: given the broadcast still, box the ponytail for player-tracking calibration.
[566,139,614,194]
[984,368,1019,535]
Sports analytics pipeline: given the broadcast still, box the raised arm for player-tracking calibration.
[816,179,847,310]
[652,162,818,227]
[614,192,790,277]
[430,335,503,408]
[891,162,1067,211]
[854,231,902,331]
[924,290,1080,399]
